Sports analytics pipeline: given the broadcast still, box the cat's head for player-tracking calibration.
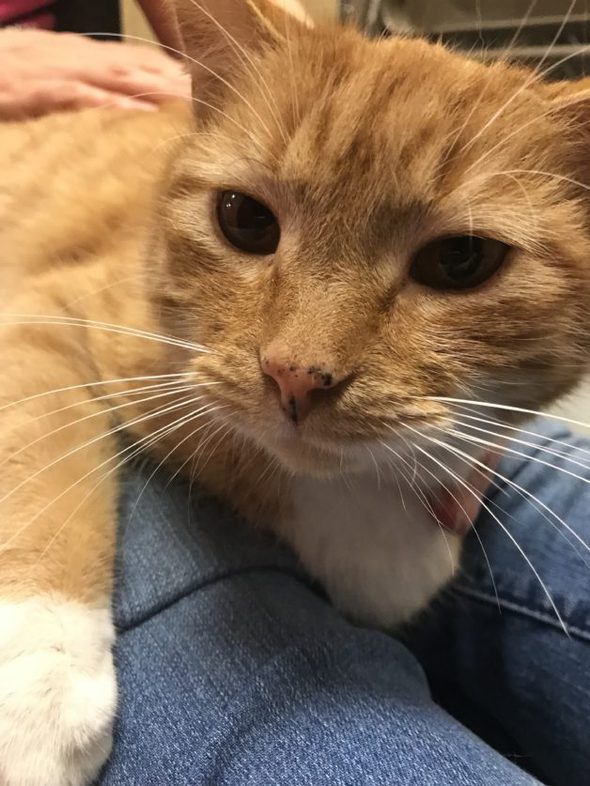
[154,0,590,477]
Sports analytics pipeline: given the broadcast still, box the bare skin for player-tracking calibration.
[0,27,190,120]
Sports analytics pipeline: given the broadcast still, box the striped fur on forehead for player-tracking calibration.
[172,22,586,258]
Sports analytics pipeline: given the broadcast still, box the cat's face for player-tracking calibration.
[156,1,590,476]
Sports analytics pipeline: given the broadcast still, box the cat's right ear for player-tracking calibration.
[172,0,311,119]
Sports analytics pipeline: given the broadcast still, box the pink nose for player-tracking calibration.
[261,356,338,424]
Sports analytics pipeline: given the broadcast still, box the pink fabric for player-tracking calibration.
[0,0,46,16]
[0,0,55,28]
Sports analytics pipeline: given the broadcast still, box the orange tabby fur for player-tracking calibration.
[1,1,590,783]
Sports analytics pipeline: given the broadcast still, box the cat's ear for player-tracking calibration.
[172,0,311,118]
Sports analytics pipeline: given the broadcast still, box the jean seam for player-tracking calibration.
[453,584,590,642]
[116,564,312,634]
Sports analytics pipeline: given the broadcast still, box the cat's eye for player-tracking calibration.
[216,191,280,255]
[410,235,509,291]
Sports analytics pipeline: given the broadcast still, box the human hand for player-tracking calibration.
[0,28,191,120]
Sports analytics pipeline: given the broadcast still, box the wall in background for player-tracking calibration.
[121,0,155,42]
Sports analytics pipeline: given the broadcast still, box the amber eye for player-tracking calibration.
[410,235,509,291]
[216,191,280,255]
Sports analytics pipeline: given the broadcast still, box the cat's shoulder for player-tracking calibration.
[0,101,194,183]
[0,103,194,286]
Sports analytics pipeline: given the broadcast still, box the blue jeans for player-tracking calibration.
[99,422,590,785]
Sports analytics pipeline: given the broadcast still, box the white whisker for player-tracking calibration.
[421,396,590,432]
[429,422,590,563]
[365,445,382,491]
[0,372,191,416]
[1,392,209,551]
[403,424,568,634]
[83,31,274,138]
[149,96,271,156]
[378,439,456,570]
[194,419,236,480]
[382,431,500,610]
[445,406,590,460]
[0,382,207,473]
[459,0,576,155]
[447,416,590,471]
[127,403,228,522]
[442,425,590,487]
[0,314,213,354]
[38,403,224,559]
[0,392,208,513]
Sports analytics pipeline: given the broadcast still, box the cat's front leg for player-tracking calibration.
[0,321,119,786]
[279,475,462,628]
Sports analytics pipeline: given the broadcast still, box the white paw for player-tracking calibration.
[0,596,117,786]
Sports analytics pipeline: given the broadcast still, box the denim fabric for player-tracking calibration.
[99,422,589,786]
[407,423,590,786]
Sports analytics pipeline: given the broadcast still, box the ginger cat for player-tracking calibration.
[1,1,590,782]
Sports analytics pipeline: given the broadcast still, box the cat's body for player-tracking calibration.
[0,98,458,629]
[2,1,590,783]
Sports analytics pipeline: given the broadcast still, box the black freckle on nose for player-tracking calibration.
[322,373,333,387]
[289,364,296,372]
[286,395,298,424]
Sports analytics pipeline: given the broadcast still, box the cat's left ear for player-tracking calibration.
[171,0,312,120]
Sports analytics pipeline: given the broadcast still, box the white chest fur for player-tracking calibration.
[277,472,462,627]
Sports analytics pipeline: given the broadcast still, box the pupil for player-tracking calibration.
[440,236,482,280]
[236,198,271,234]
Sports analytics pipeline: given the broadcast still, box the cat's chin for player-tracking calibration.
[263,434,363,478]
[230,411,375,477]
